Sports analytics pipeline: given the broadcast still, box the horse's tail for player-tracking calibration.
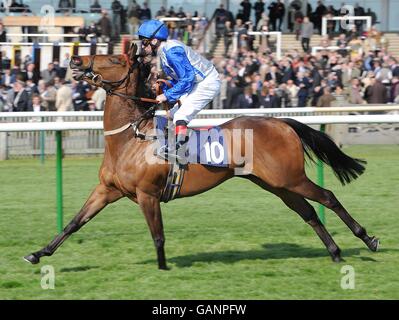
[280,118,366,185]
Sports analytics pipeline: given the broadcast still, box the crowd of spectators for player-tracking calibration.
[212,0,378,36]
[0,0,382,42]
[212,25,399,109]
[207,1,399,109]
[213,16,399,108]
[213,25,399,108]
[0,52,107,112]
[99,1,209,44]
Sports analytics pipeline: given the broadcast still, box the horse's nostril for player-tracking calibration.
[71,56,82,67]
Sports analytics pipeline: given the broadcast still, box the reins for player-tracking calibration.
[88,55,158,139]
[84,54,179,139]
[85,55,159,105]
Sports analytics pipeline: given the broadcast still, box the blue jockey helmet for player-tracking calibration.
[137,20,169,40]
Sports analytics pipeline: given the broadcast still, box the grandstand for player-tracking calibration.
[212,33,399,59]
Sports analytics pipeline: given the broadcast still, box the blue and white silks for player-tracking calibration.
[158,40,221,124]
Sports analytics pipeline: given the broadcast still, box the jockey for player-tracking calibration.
[137,19,221,163]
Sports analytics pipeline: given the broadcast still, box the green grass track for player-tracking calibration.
[0,145,398,299]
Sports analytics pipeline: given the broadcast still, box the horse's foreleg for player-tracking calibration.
[136,190,167,270]
[24,184,123,264]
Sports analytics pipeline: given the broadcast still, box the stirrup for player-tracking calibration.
[156,144,187,164]
[156,144,180,161]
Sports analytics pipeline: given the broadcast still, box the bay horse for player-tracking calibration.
[24,43,379,269]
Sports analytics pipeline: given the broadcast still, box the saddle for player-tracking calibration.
[131,80,229,203]
[154,114,229,202]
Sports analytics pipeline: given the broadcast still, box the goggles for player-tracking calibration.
[139,37,152,47]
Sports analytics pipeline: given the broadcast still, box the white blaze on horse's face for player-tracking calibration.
[135,41,143,56]
[71,68,85,81]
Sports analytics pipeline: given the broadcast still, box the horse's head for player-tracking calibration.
[70,42,149,94]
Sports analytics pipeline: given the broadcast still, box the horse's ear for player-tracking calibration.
[128,41,138,61]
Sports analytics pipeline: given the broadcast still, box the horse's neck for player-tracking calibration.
[103,95,144,145]
[104,96,135,126]
[102,68,153,149]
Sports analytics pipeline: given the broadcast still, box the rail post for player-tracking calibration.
[40,118,45,164]
[40,131,45,165]
[56,131,63,233]
[317,124,326,224]
[0,132,8,160]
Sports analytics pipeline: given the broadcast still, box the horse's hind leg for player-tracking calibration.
[248,177,343,262]
[289,178,379,252]
[24,184,123,264]
[278,190,343,262]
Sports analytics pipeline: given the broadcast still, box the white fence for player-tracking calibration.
[1,105,399,121]
[311,46,351,55]
[0,105,398,159]
[1,114,398,131]
[5,33,97,42]
[322,16,372,36]
[233,31,282,59]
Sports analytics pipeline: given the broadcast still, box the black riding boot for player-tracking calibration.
[173,120,189,165]
[157,120,189,164]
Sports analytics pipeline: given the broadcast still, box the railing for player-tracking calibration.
[0,42,107,47]
[5,33,98,43]
[2,105,398,121]
[1,114,398,130]
[159,17,204,22]
[232,32,282,59]
[311,46,351,55]
[321,16,372,36]
[6,33,96,38]
[0,105,398,160]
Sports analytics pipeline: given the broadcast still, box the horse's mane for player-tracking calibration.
[137,62,156,101]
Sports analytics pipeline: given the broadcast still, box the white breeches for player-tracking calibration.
[170,69,221,124]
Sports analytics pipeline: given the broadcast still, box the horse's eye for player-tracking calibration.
[109,58,121,65]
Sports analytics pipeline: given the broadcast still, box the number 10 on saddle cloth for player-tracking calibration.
[154,115,229,167]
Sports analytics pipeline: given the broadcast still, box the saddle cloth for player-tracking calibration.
[154,116,229,167]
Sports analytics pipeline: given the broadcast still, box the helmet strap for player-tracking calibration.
[149,23,165,40]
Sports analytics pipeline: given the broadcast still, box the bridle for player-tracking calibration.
[73,53,161,139]
[79,54,159,105]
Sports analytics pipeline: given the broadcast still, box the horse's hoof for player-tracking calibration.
[158,265,170,271]
[23,254,40,265]
[368,237,380,252]
[332,256,345,263]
